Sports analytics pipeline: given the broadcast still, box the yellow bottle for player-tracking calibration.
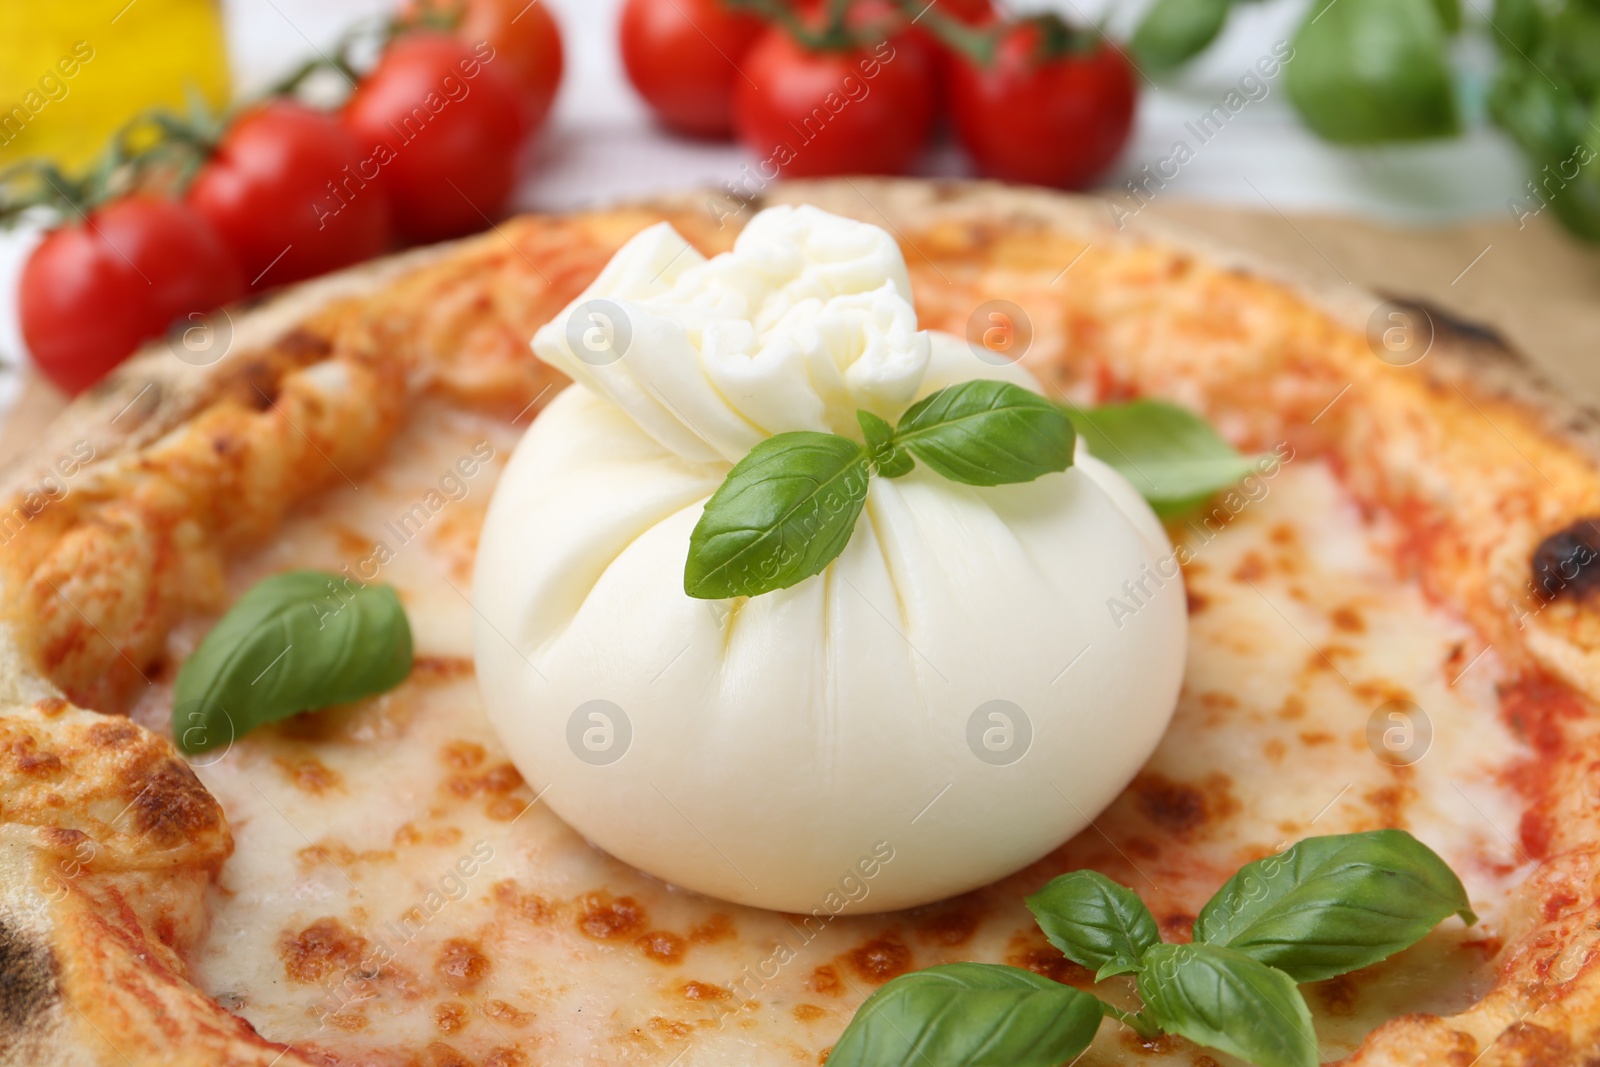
[0,0,230,170]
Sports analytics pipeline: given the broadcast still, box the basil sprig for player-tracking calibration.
[683,380,1075,600]
[830,830,1472,1067]
[826,964,1104,1067]
[1065,399,1259,518]
[174,570,413,754]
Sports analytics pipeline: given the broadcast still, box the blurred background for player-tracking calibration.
[1,0,1596,440]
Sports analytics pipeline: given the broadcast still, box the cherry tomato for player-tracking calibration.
[949,23,1137,189]
[406,0,564,134]
[343,32,525,242]
[21,196,245,395]
[940,0,996,20]
[187,101,392,292]
[620,0,765,139]
[734,27,938,178]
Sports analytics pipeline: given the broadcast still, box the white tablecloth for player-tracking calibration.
[0,0,1533,420]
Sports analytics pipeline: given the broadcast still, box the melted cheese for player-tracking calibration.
[171,397,1528,1066]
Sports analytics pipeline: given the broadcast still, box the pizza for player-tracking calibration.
[2,178,1598,1067]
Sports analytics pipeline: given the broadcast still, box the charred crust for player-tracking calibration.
[1533,519,1600,602]
[0,914,58,1041]
[1377,294,1509,350]
[1531,519,1600,605]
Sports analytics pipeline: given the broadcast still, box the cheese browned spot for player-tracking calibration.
[845,936,913,985]
[636,931,687,964]
[281,918,367,984]
[579,894,647,941]
[435,939,490,991]
[1005,930,1091,986]
[434,1000,469,1034]
[275,755,343,794]
[910,903,981,948]
[680,980,731,1001]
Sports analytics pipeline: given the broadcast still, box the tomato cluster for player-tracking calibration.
[619,0,1137,188]
[17,0,562,395]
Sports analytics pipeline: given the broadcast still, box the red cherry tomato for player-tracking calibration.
[734,27,938,178]
[187,101,392,292]
[620,0,765,139]
[407,0,564,134]
[949,24,1137,189]
[942,0,996,19]
[343,32,525,243]
[21,196,245,395]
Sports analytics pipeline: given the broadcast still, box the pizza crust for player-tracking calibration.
[4,178,1599,1065]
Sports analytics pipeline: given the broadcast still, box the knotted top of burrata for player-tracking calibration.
[472,205,1185,913]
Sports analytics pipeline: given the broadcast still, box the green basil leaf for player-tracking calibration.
[1065,400,1255,517]
[1489,64,1585,162]
[1026,871,1162,981]
[894,380,1075,487]
[1132,0,1234,73]
[1286,0,1459,144]
[1548,154,1600,243]
[1549,2,1600,99]
[174,570,412,754]
[684,432,871,600]
[1431,0,1461,34]
[1490,0,1544,54]
[827,963,1104,1067]
[858,409,914,479]
[1194,829,1476,983]
[1138,943,1317,1067]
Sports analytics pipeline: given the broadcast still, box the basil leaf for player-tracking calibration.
[1026,871,1161,981]
[1548,150,1600,243]
[1489,64,1585,163]
[1132,0,1234,73]
[1193,829,1476,983]
[857,409,913,479]
[1490,0,1544,54]
[894,380,1075,487]
[1138,943,1317,1067]
[174,570,412,754]
[1286,0,1459,144]
[1065,400,1255,517]
[827,963,1104,1067]
[684,432,871,600]
[1549,1,1600,99]
[1431,0,1461,34]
